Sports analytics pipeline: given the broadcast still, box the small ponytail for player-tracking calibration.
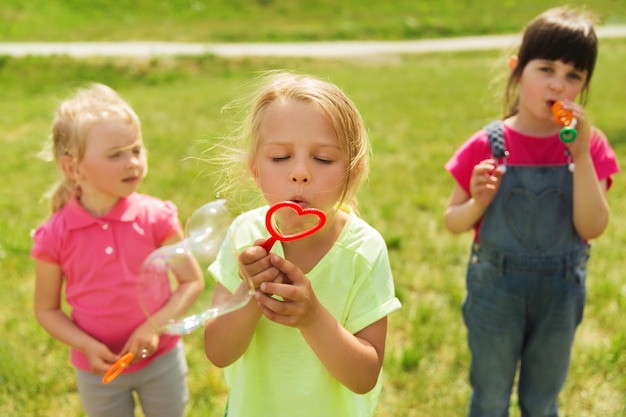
[47,176,77,214]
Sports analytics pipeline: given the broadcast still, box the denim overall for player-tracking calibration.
[463,122,589,417]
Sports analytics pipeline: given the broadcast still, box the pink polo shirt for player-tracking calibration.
[31,193,182,372]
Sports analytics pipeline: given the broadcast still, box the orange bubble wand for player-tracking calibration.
[551,101,577,143]
[102,352,134,384]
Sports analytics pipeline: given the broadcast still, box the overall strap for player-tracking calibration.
[484,120,508,159]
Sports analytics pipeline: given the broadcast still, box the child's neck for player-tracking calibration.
[78,194,120,217]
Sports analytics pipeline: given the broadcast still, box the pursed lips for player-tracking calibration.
[288,198,308,208]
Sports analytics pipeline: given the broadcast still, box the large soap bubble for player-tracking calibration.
[137,199,254,335]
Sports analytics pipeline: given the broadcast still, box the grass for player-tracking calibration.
[1,0,625,42]
[1,2,626,416]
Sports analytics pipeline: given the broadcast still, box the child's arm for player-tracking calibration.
[122,231,205,357]
[204,243,281,367]
[572,155,609,240]
[34,260,118,373]
[564,103,610,240]
[257,254,386,394]
[203,283,263,367]
[444,158,503,234]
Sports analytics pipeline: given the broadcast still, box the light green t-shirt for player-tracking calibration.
[208,206,401,417]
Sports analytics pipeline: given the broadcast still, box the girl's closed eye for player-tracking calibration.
[314,156,334,164]
[271,155,291,162]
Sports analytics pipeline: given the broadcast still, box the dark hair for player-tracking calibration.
[504,7,598,118]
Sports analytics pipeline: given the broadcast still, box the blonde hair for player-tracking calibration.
[42,83,142,213]
[215,71,370,213]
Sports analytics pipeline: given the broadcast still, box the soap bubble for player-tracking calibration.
[137,199,254,335]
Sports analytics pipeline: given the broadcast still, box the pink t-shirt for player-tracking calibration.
[31,193,182,372]
[445,123,620,238]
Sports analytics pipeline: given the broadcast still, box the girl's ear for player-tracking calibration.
[508,55,519,72]
[248,157,261,187]
[60,155,78,181]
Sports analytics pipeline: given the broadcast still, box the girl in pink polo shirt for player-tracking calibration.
[31,83,204,417]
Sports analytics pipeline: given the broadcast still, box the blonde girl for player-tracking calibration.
[31,83,203,417]
[204,71,401,417]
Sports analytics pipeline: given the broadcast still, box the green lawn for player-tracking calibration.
[1,0,625,42]
[1,2,625,416]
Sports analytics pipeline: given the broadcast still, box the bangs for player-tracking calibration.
[504,6,599,117]
[520,20,597,75]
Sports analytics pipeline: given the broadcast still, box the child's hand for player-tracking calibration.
[470,158,504,208]
[557,99,591,161]
[238,240,284,289]
[120,321,159,364]
[254,254,322,328]
[83,340,118,374]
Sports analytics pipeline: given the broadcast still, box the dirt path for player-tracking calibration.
[1,25,624,58]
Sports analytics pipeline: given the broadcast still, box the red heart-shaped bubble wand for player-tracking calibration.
[260,201,327,251]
